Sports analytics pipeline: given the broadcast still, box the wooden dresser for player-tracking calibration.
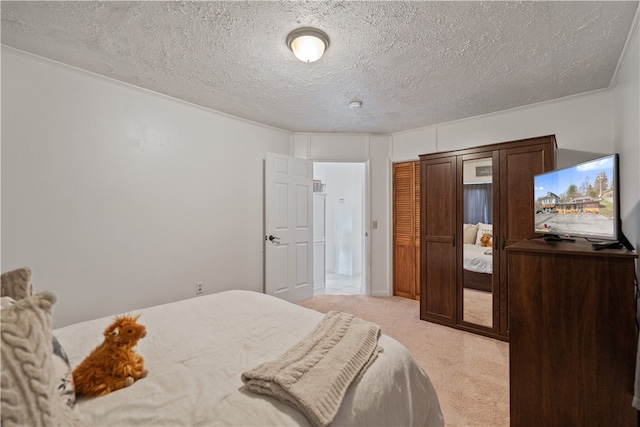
[507,238,637,426]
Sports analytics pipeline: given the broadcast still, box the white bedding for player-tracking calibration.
[55,290,443,426]
[463,243,493,274]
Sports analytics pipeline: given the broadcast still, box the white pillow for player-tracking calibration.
[52,335,76,408]
[475,223,493,245]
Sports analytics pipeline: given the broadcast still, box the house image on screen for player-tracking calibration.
[556,197,602,214]
[537,192,602,214]
[539,192,560,213]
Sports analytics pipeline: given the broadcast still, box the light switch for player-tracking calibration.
[373,220,378,229]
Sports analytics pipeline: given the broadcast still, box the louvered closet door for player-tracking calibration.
[393,161,420,300]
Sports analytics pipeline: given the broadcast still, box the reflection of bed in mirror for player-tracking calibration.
[462,222,493,293]
[463,243,493,292]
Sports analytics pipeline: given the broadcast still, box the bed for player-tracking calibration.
[462,222,494,292]
[463,243,493,292]
[1,267,444,427]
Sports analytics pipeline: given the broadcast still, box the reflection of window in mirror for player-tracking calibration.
[463,159,493,226]
[462,158,493,328]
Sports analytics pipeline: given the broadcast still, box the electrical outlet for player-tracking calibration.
[196,282,204,295]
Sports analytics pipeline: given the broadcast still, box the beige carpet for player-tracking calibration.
[298,295,509,427]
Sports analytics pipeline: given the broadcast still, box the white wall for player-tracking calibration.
[391,90,615,161]
[1,49,292,328]
[368,135,392,297]
[613,14,640,256]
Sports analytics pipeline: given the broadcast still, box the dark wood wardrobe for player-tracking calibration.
[419,135,556,340]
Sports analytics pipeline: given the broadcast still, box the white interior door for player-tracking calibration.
[264,153,313,302]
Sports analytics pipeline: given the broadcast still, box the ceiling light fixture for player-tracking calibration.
[287,27,330,63]
[349,100,363,109]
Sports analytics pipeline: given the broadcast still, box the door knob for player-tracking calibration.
[267,235,281,242]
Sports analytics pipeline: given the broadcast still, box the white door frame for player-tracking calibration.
[312,160,371,296]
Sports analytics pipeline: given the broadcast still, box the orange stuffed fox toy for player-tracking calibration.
[72,314,148,397]
[479,233,493,247]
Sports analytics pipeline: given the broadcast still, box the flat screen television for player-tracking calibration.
[533,153,633,250]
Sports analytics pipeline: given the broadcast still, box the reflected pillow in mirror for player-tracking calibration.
[475,223,493,245]
[463,224,479,244]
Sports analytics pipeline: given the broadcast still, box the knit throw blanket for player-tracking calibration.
[241,311,382,427]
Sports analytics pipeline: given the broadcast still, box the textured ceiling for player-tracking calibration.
[2,1,638,134]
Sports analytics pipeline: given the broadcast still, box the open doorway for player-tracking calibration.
[313,162,366,295]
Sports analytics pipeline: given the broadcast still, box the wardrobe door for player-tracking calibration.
[420,156,456,325]
[393,161,420,299]
[498,139,555,336]
[414,162,421,299]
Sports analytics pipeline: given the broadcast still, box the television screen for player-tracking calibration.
[534,154,618,241]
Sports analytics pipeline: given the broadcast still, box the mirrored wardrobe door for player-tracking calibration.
[461,157,495,329]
